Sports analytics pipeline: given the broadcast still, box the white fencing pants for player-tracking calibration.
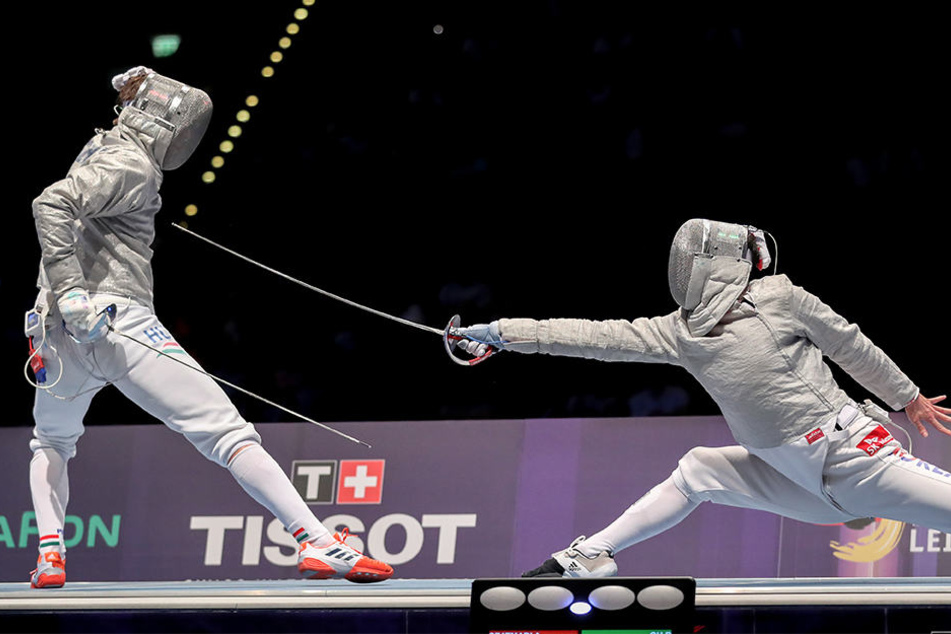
[28,295,329,552]
[582,411,951,556]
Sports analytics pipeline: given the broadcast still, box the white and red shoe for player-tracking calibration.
[30,551,66,589]
[297,529,393,583]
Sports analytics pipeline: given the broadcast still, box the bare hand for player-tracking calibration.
[904,394,951,438]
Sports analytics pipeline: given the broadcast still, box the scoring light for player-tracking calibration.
[569,601,592,615]
[527,585,574,611]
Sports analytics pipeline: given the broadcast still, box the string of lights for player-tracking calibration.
[180,0,315,222]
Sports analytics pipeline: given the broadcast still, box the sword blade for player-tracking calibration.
[172,223,443,336]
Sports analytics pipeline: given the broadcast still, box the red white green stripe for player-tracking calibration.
[39,534,62,549]
[158,342,185,356]
[293,528,309,543]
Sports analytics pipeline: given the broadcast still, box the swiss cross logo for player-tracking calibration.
[857,425,894,456]
[336,460,385,504]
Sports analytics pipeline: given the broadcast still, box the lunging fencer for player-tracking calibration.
[25,66,393,588]
[454,218,951,578]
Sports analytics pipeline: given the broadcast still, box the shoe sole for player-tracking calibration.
[31,573,66,589]
[299,559,336,580]
[299,559,392,583]
[343,565,393,583]
[564,569,617,578]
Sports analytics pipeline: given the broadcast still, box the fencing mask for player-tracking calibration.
[668,219,772,311]
[117,69,213,170]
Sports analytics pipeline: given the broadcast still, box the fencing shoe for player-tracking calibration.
[522,535,618,578]
[298,529,393,583]
[30,551,66,589]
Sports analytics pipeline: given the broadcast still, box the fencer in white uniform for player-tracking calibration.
[26,66,392,587]
[455,219,951,577]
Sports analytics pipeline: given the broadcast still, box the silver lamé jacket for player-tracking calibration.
[498,274,919,449]
[32,107,173,311]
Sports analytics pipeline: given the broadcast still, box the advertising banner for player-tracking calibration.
[1,416,948,582]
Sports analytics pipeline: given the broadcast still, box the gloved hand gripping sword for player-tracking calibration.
[444,319,506,364]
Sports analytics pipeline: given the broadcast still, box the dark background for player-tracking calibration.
[5,2,947,429]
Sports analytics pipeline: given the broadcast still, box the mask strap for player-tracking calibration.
[766,231,778,273]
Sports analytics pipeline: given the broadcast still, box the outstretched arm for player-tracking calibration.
[904,394,951,438]
[454,315,682,365]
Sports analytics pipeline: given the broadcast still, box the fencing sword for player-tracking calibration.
[170,222,498,366]
[98,306,373,448]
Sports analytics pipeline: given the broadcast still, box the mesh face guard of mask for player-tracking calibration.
[126,72,213,170]
[668,219,771,311]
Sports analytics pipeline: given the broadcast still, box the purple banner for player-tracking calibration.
[1,416,949,582]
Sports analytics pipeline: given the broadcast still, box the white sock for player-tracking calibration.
[227,443,333,547]
[30,448,69,555]
[579,477,699,556]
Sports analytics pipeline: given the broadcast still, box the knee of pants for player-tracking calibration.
[190,424,262,468]
[30,433,80,461]
[672,445,740,502]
